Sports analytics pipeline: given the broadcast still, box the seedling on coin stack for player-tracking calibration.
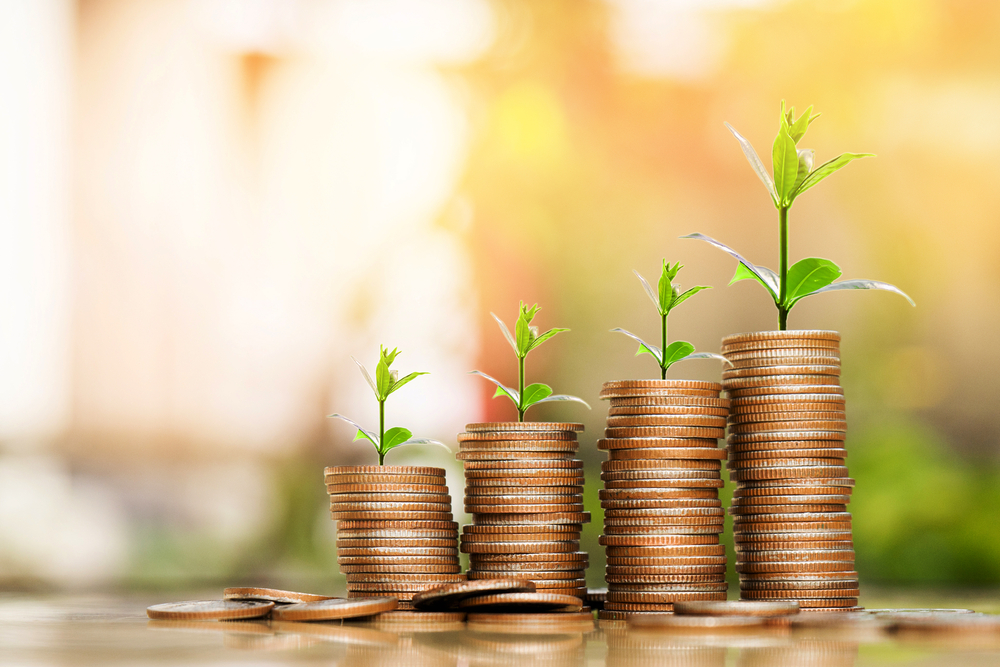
[682,101,916,612]
[458,302,592,599]
[329,346,447,465]
[595,262,731,620]
[325,346,463,608]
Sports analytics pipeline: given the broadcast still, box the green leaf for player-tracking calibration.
[515,306,535,358]
[352,357,378,397]
[807,279,915,306]
[380,345,400,367]
[793,152,875,199]
[389,371,429,396]
[534,394,591,409]
[792,148,815,196]
[657,262,675,314]
[670,285,711,311]
[491,313,518,353]
[470,370,520,406]
[634,270,662,315]
[381,426,413,451]
[328,413,379,447]
[772,125,799,204]
[725,122,777,204]
[527,327,569,353]
[662,341,695,370]
[682,233,779,301]
[784,258,842,307]
[375,355,392,400]
[675,351,733,366]
[520,383,553,410]
[610,328,662,364]
[788,105,815,143]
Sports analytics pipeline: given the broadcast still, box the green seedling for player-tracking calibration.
[612,261,729,379]
[471,302,590,422]
[684,101,913,330]
[328,346,447,465]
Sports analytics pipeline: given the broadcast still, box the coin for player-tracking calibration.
[469,551,588,563]
[605,426,726,439]
[465,422,585,432]
[603,479,722,491]
[337,538,458,549]
[606,566,727,576]
[458,431,577,442]
[731,495,851,506]
[600,490,725,504]
[339,564,462,574]
[739,477,855,488]
[326,483,450,495]
[337,530,459,540]
[222,588,335,604]
[463,459,583,471]
[722,330,840,344]
[607,591,727,603]
[271,597,398,621]
[736,561,855,574]
[675,600,800,616]
[467,611,595,624]
[609,406,730,417]
[734,420,847,434]
[461,532,581,543]
[725,346,840,360]
[338,556,460,565]
[607,415,728,428]
[466,477,585,487]
[325,474,446,486]
[366,610,467,623]
[598,437,721,450]
[456,592,583,611]
[736,549,855,563]
[329,493,453,504]
[147,600,275,621]
[735,532,854,544]
[608,396,730,408]
[602,459,722,472]
[468,570,585,580]
[723,365,841,380]
[728,411,845,425]
[457,450,574,461]
[741,579,858,590]
[728,450,848,462]
[744,588,861,599]
[465,504,584,514]
[730,505,848,516]
[600,387,720,399]
[461,541,580,554]
[336,520,458,530]
[798,598,859,608]
[463,524,583,535]
[734,511,852,523]
[730,467,850,482]
[599,537,723,550]
[608,448,727,461]
[411,578,537,610]
[464,492,582,503]
[472,512,591,525]
[459,440,580,451]
[325,465,445,477]
[344,573,466,584]
[724,375,841,391]
[727,385,845,399]
[470,561,587,572]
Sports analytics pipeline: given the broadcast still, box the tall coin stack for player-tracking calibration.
[721,331,860,612]
[458,423,590,597]
[327,465,464,609]
[597,380,729,619]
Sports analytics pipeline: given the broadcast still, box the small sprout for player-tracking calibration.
[612,261,729,379]
[685,101,913,329]
[328,346,448,465]
[471,301,590,422]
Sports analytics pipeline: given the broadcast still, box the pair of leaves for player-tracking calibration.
[469,370,590,417]
[634,262,710,318]
[611,328,729,372]
[327,413,449,457]
[494,302,568,360]
[355,346,428,402]
[725,101,873,209]
[684,233,915,309]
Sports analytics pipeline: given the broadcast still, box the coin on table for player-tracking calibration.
[146,600,275,621]
[456,592,583,612]
[673,600,800,616]
[223,588,336,605]
[270,597,398,621]
[412,578,536,610]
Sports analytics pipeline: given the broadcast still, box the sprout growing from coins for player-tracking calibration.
[328,346,448,465]
[684,101,914,330]
[471,302,590,422]
[612,261,729,379]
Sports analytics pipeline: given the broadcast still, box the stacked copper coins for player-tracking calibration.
[326,465,464,609]
[597,380,729,619]
[721,330,860,612]
[457,422,590,598]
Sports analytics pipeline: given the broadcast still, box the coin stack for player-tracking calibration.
[326,465,464,609]
[721,331,860,612]
[457,422,590,597]
[597,380,729,619]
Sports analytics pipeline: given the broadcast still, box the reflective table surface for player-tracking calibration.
[3,592,999,666]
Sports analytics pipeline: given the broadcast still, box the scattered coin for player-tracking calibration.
[456,592,584,612]
[147,600,275,621]
[223,588,335,604]
[270,597,398,621]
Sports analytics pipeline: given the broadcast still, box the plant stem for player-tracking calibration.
[518,355,526,422]
[378,398,385,465]
[660,312,668,380]
[778,205,789,331]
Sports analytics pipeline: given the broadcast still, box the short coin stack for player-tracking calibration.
[597,380,729,619]
[327,465,464,609]
[721,330,860,612]
[457,422,590,597]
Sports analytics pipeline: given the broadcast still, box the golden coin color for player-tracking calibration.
[223,588,336,604]
[325,465,444,477]
[456,592,584,612]
[465,422,585,432]
[146,600,274,621]
[673,600,800,616]
[271,597,398,621]
[412,578,536,610]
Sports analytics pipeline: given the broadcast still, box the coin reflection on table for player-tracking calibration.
[735,639,859,667]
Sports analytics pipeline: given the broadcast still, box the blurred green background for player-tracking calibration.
[0,0,997,593]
